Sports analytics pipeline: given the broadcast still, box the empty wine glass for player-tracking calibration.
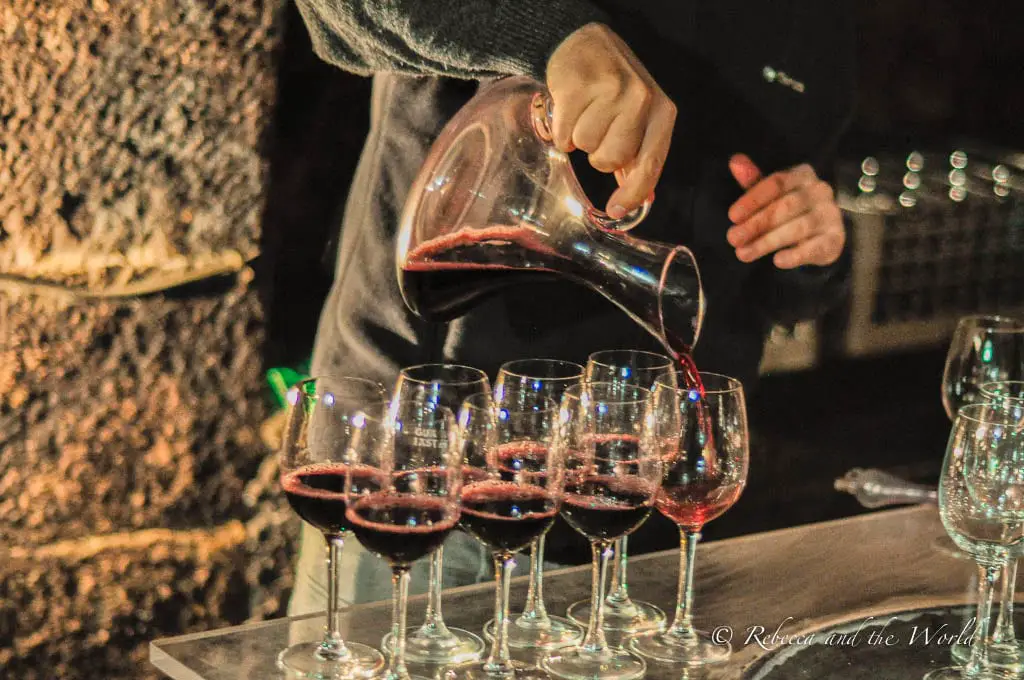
[942,315,1024,419]
[631,372,749,666]
[940,316,1024,665]
[541,382,661,680]
[385,364,489,665]
[975,381,1024,671]
[453,393,564,680]
[927,402,1024,680]
[566,350,673,635]
[345,399,463,680]
[484,359,585,650]
[277,376,387,679]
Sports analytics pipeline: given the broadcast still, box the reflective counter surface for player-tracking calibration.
[151,506,993,680]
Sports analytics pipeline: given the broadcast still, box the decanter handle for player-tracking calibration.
[530,91,652,232]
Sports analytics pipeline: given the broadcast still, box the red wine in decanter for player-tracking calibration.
[400,225,558,321]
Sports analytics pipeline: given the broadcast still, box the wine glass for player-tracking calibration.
[976,380,1024,671]
[566,350,673,635]
[277,376,387,678]
[926,402,1024,680]
[940,316,1024,665]
[541,382,662,680]
[385,364,489,665]
[942,315,1024,419]
[630,372,749,666]
[483,359,585,650]
[453,393,564,680]
[345,399,463,680]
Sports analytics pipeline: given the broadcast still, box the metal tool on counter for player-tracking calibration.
[834,467,938,508]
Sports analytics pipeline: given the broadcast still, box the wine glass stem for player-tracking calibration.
[581,541,613,655]
[386,566,412,680]
[607,536,630,605]
[666,529,701,642]
[318,535,352,661]
[965,562,1002,675]
[484,552,517,675]
[419,547,451,636]
[993,559,1019,645]
[520,537,550,622]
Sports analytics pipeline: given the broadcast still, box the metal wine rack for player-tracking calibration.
[838,147,1024,356]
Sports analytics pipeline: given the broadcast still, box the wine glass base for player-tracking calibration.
[382,627,485,665]
[277,641,385,679]
[482,614,584,650]
[566,598,666,634]
[541,647,646,680]
[629,628,730,667]
[450,659,552,680]
[924,666,1006,680]
[951,638,1024,672]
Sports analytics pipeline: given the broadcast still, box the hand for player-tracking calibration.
[546,23,677,218]
[725,154,846,269]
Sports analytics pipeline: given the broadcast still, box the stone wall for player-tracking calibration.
[0,0,295,678]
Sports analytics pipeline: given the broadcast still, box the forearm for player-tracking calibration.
[295,0,608,79]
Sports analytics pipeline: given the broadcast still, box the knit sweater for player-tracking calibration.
[294,0,608,79]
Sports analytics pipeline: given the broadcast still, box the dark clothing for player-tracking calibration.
[297,0,855,564]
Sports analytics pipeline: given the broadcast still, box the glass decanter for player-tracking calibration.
[396,75,705,356]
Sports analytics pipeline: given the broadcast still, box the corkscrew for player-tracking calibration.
[834,467,938,509]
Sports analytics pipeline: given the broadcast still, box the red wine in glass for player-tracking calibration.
[282,465,383,536]
[460,481,558,553]
[497,440,550,483]
[346,493,458,566]
[560,476,654,541]
[655,478,744,532]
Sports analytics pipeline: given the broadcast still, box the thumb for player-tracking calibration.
[729,153,762,190]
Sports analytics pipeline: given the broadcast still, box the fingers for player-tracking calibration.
[551,91,595,153]
[728,153,762,190]
[728,174,832,248]
[734,210,818,263]
[772,228,846,269]
[726,158,846,269]
[571,101,617,155]
[607,99,675,214]
[545,23,677,214]
[728,164,816,225]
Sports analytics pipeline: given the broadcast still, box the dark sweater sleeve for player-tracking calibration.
[294,0,609,80]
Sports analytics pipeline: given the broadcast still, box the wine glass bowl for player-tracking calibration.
[277,376,387,679]
[941,315,1024,420]
[541,382,661,680]
[629,371,749,667]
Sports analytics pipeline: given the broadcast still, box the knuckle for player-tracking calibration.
[770,172,788,196]
[588,152,617,173]
[783,192,804,215]
[627,81,653,109]
[817,180,835,201]
[573,127,601,152]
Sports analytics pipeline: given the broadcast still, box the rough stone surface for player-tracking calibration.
[0,0,276,292]
[0,0,290,678]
